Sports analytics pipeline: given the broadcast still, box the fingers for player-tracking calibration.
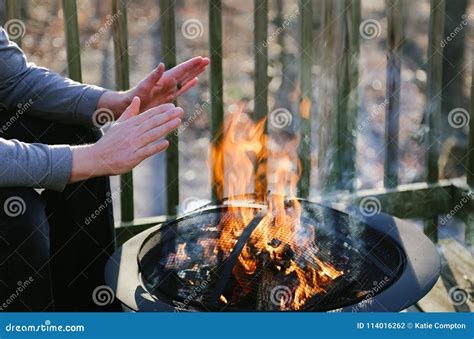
[136,118,181,149]
[146,63,165,86]
[179,61,209,84]
[132,103,175,124]
[179,64,207,87]
[136,140,169,159]
[169,56,209,82]
[138,107,183,134]
[176,78,198,97]
[117,96,141,122]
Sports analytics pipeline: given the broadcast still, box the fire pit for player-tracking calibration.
[105,194,440,312]
[106,108,439,311]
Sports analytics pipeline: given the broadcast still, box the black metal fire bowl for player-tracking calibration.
[105,195,440,312]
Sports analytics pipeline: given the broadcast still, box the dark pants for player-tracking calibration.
[0,115,120,311]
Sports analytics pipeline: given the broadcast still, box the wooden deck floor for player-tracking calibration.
[411,239,473,312]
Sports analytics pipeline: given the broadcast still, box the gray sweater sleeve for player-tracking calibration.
[0,139,72,192]
[0,27,106,125]
[0,27,106,191]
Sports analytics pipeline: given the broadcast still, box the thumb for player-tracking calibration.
[143,63,165,87]
[118,96,141,122]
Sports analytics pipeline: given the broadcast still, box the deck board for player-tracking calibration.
[416,239,473,312]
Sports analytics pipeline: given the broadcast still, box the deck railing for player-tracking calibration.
[3,0,473,247]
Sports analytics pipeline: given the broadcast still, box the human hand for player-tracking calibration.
[126,56,209,111]
[70,97,183,182]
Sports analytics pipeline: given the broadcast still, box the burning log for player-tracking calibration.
[256,245,299,311]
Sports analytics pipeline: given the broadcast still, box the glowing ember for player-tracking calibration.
[220,295,228,304]
[208,105,343,310]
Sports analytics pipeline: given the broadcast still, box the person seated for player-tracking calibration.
[0,26,209,311]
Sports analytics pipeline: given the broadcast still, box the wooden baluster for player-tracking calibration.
[384,0,402,188]
[318,0,360,193]
[112,0,134,221]
[209,0,224,201]
[465,53,474,245]
[467,51,474,188]
[297,0,313,198]
[423,0,445,242]
[63,0,82,82]
[253,0,268,197]
[160,0,179,214]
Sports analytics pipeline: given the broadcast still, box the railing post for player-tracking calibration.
[467,52,474,188]
[159,0,179,215]
[297,0,313,198]
[337,0,360,192]
[318,0,360,193]
[423,0,445,242]
[4,0,22,47]
[209,0,224,201]
[112,0,134,222]
[384,0,402,188]
[318,0,336,193]
[253,0,269,197]
[62,0,81,82]
[465,53,474,246]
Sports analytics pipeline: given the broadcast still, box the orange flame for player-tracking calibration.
[209,105,342,310]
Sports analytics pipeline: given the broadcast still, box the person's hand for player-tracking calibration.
[69,97,183,182]
[128,56,209,111]
[97,56,209,118]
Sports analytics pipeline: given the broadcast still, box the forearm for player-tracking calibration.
[69,145,104,183]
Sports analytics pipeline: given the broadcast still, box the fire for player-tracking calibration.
[220,295,228,304]
[209,105,343,310]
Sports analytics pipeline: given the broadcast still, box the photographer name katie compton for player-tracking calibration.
[414,322,466,330]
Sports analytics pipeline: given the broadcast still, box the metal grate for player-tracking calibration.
[138,198,405,312]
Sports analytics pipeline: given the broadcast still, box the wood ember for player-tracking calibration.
[255,246,299,311]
